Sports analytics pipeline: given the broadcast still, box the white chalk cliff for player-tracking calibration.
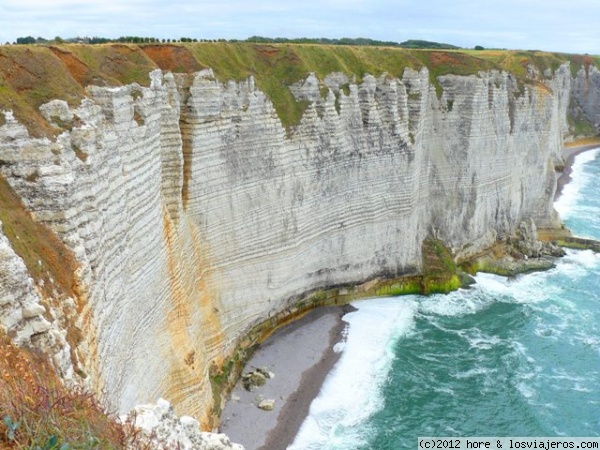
[0,60,576,427]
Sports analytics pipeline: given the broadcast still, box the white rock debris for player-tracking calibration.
[126,398,244,450]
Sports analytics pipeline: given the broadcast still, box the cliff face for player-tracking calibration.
[570,64,600,132]
[0,48,573,422]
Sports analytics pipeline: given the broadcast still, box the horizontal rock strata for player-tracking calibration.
[0,62,572,423]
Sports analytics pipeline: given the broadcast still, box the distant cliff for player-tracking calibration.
[0,44,596,426]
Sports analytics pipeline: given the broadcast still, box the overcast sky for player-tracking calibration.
[0,0,598,54]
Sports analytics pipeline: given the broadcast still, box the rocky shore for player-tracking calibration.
[219,306,352,450]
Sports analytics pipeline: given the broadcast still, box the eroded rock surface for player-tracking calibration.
[127,398,245,450]
[0,63,573,422]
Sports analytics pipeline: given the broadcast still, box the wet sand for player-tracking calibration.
[219,305,355,450]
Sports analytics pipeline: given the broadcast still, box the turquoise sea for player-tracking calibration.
[290,149,600,449]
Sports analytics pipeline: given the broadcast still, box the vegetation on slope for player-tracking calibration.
[0,331,145,449]
[459,49,565,78]
[181,42,422,128]
[148,42,506,128]
[568,113,598,137]
[0,44,156,138]
[0,176,79,302]
[0,42,597,134]
[61,44,157,86]
[420,236,462,294]
[556,52,600,76]
[0,46,85,137]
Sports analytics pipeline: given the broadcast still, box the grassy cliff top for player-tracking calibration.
[0,42,596,134]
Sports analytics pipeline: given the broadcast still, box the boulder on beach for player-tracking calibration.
[257,399,275,411]
[255,366,275,379]
[242,371,267,391]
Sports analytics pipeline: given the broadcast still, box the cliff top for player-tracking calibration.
[0,42,597,135]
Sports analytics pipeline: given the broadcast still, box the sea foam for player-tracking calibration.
[555,148,600,219]
[289,149,600,447]
[288,297,418,450]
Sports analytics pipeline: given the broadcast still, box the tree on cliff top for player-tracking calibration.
[16,36,35,44]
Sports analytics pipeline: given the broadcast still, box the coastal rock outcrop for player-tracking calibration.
[0,57,573,426]
[257,399,275,411]
[128,398,244,449]
[241,367,273,391]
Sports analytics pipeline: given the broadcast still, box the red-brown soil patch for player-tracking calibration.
[49,46,103,87]
[142,44,204,73]
[66,44,158,87]
[254,45,281,58]
[0,46,85,137]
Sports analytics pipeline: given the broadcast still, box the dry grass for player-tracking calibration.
[140,45,204,73]
[0,46,85,137]
[0,331,204,449]
[0,175,79,302]
[64,44,157,87]
[0,43,596,135]
[0,44,159,138]
[0,332,149,449]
